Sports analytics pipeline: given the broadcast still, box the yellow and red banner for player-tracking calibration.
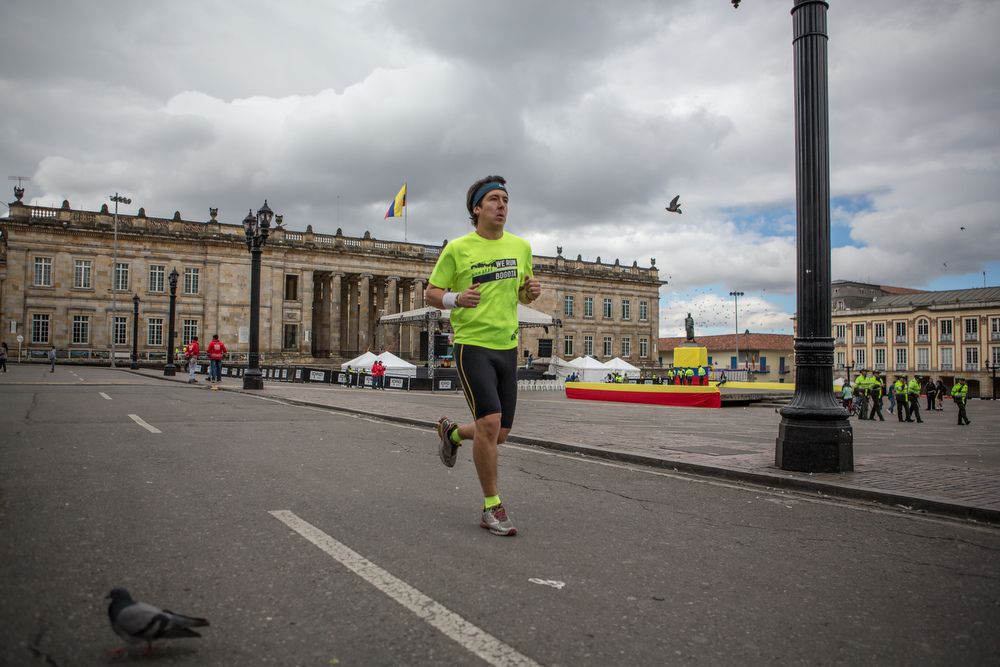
[565,382,721,408]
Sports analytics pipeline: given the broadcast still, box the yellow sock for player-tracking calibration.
[449,428,461,444]
[484,495,501,509]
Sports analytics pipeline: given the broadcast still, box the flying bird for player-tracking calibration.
[106,587,210,654]
[665,195,682,214]
[960,226,965,231]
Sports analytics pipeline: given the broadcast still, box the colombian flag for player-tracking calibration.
[385,183,406,219]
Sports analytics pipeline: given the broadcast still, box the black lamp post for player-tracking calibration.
[164,268,179,376]
[131,294,140,369]
[734,0,853,471]
[844,362,854,386]
[243,201,272,390]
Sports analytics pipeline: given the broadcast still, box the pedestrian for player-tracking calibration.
[935,379,947,410]
[841,382,854,412]
[887,380,896,414]
[48,345,57,372]
[183,336,200,383]
[894,375,908,422]
[924,377,937,412]
[0,341,8,372]
[907,375,924,423]
[717,369,727,387]
[869,374,885,421]
[206,334,227,383]
[952,377,971,425]
[374,360,386,390]
[853,369,870,420]
[427,174,540,536]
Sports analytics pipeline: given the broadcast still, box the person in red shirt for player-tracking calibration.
[183,336,200,383]
[206,334,228,383]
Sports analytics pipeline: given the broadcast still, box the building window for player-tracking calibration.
[895,347,907,370]
[583,335,594,357]
[114,262,130,291]
[147,318,164,346]
[917,347,929,371]
[564,335,574,357]
[991,346,1000,366]
[964,346,979,370]
[31,314,50,344]
[72,315,90,345]
[894,321,907,343]
[853,323,865,343]
[639,337,649,358]
[113,316,128,346]
[639,300,649,322]
[836,351,846,368]
[285,274,299,301]
[602,336,613,357]
[874,347,886,369]
[183,267,200,295]
[74,260,92,289]
[874,322,886,343]
[991,317,1000,341]
[621,299,631,321]
[916,318,930,343]
[34,257,53,287]
[621,337,631,357]
[854,349,866,367]
[940,347,953,371]
[603,298,613,319]
[149,265,165,293]
[283,324,298,349]
[583,297,594,318]
[964,318,979,341]
[182,319,198,345]
[940,319,953,342]
[834,324,846,343]
[564,295,574,317]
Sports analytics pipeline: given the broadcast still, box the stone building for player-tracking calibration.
[657,333,795,383]
[831,280,1000,398]
[0,191,662,368]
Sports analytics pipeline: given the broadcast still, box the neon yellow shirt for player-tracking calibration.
[429,230,533,350]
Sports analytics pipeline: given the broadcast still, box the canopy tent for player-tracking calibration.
[605,357,641,379]
[566,355,610,383]
[377,303,556,328]
[340,351,378,370]
[375,350,417,378]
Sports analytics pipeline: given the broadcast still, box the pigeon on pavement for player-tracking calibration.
[665,195,682,214]
[106,587,209,652]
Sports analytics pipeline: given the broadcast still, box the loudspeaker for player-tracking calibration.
[537,339,553,357]
[419,331,428,361]
[434,333,451,357]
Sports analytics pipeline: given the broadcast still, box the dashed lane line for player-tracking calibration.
[270,510,540,667]
[128,414,162,434]
[99,392,112,400]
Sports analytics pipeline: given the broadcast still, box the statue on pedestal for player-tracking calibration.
[685,313,695,341]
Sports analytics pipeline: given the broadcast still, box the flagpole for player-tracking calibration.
[404,181,408,242]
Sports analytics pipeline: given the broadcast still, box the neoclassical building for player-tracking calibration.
[831,280,1000,398]
[0,190,662,368]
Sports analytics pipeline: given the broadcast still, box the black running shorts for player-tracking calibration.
[454,343,518,427]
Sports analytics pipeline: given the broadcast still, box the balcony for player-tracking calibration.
[916,334,929,343]
[894,362,908,371]
[873,336,886,344]
[834,337,846,345]
[894,335,907,343]
[874,362,886,370]
[940,333,953,342]
[853,336,866,345]
[964,333,979,342]
[917,363,929,371]
[940,363,953,371]
[964,363,980,372]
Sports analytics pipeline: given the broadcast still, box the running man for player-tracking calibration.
[425,175,541,536]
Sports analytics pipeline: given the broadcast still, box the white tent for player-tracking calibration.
[340,351,378,370]
[605,357,641,379]
[377,303,555,328]
[375,351,417,378]
[567,355,610,383]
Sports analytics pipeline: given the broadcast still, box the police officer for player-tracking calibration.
[894,375,908,422]
[869,374,885,421]
[907,375,924,423]
[952,377,971,425]
[853,369,870,420]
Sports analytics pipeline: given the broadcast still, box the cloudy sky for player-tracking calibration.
[2,0,998,337]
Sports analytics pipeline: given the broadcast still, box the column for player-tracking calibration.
[345,275,358,357]
[400,278,413,360]
[373,276,386,352]
[329,273,342,359]
[386,276,400,354]
[411,278,424,360]
[357,274,372,353]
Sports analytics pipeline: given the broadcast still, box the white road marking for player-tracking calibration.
[99,392,112,400]
[270,510,540,667]
[128,414,161,434]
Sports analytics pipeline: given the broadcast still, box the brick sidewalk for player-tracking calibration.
[144,370,1000,524]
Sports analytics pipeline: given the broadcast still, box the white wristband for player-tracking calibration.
[442,292,459,309]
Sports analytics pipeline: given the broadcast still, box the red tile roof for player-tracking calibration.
[658,333,794,353]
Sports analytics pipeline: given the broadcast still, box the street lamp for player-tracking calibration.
[243,201,272,390]
[164,268,179,376]
[109,193,131,367]
[131,294,140,369]
[729,291,743,372]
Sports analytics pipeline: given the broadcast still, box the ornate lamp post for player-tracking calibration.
[109,193,131,367]
[164,268,179,376]
[243,201,272,390]
[729,291,743,371]
[131,294,140,369]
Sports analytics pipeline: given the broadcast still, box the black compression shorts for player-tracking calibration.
[454,343,518,427]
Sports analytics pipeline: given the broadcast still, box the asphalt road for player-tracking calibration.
[2,366,999,666]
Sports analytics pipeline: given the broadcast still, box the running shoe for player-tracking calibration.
[481,504,517,536]
[437,417,459,467]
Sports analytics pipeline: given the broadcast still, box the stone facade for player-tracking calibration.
[0,196,662,368]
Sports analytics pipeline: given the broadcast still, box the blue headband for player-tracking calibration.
[471,181,507,210]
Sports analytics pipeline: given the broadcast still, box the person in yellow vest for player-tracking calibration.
[893,375,908,422]
[868,374,885,421]
[906,375,923,423]
[666,368,675,385]
[696,366,707,385]
[853,369,870,420]
[684,367,694,385]
[952,377,971,425]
